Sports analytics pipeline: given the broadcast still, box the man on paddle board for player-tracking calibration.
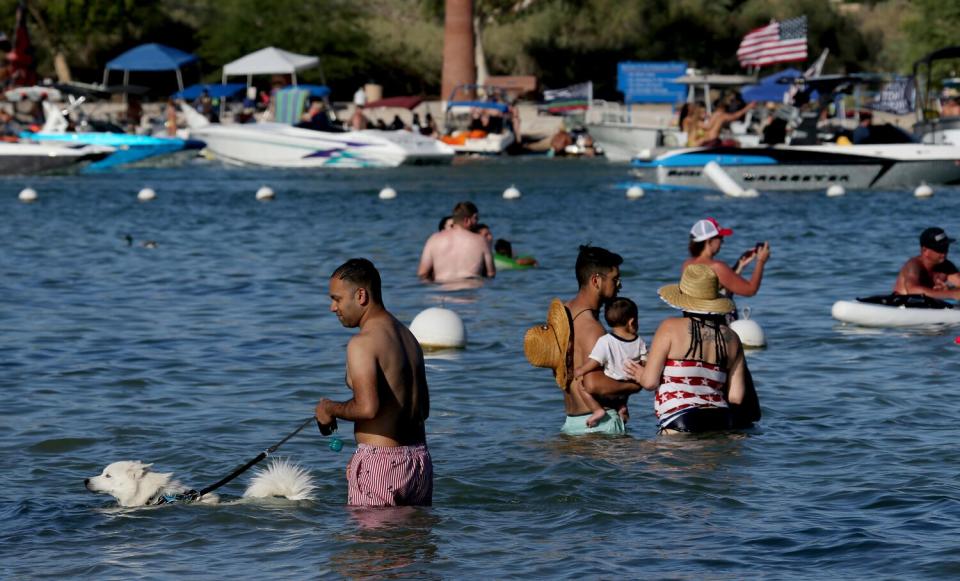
[316,258,433,507]
[894,227,960,300]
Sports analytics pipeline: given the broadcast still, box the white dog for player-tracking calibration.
[85,458,315,507]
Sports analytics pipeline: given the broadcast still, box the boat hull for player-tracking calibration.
[22,132,202,169]
[631,144,960,191]
[0,142,112,174]
[190,123,454,168]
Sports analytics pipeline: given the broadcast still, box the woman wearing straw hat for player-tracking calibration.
[623,264,749,434]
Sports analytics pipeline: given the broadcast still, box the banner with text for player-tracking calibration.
[617,61,687,104]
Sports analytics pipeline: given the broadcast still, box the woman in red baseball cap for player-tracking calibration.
[683,217,770,300]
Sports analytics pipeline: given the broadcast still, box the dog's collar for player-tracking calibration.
[150,490,200,506]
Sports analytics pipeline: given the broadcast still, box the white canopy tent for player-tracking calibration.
[222,47,323,86]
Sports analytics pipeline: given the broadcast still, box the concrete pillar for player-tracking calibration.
[441,0,475,103]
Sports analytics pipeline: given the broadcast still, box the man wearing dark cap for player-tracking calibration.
[893,227,960,299]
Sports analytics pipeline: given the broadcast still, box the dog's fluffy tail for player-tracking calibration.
[243,458,315,501]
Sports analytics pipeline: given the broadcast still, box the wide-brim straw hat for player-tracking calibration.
[524,298,573,390]
[658,264,735,315]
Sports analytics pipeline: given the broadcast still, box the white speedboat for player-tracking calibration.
[182,105,454,168]
[0,141,114,174]
[440,85,516,155]
[630,144,960,191]
[912,47,960,145]
[585,73,760,162]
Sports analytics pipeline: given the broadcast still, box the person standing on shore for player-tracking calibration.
[316,258,433,507]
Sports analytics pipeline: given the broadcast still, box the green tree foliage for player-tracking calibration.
[0,0,944,101]
[901,0,960,66]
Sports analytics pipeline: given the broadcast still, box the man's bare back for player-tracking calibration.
[345,311,428,446]
[565,301,605,415]
[417,227,494,282]
[317,267,429,447]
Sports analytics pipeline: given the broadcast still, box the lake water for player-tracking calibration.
[2,157,960,578]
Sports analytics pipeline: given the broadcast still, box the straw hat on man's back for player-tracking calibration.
[524,298,573,390]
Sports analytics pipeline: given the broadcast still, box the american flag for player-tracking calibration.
[737,16,808,68]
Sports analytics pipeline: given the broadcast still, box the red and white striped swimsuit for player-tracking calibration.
[655,359,729,428]
[347,443,433,507]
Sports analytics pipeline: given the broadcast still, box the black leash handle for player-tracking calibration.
[188,416,315,500]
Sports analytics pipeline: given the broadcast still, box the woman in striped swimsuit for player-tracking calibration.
[623,264,748,434]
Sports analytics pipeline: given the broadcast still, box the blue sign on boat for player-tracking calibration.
[617,61,687,104]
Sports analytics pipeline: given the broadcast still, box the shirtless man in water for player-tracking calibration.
[562,245,642,435]
[316,258,432,507]
[893,227,960,300]
[417,201,495,282]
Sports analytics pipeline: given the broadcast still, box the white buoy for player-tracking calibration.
[137,187,156,202]
[378,186,397,200]
[255,186,275,201]
[729,307,766,348]
[826,184,845,197]
[636,148,653,161]
[409,307,466,349]
[914,182,933,198]
[626,185,645,199]
[502,185,521,200]
[703,161,758,198]
[18,187,37,203]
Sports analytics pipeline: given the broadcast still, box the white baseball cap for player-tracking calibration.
[690,217,734,242]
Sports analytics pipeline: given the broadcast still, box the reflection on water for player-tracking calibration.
[331,508,440,578]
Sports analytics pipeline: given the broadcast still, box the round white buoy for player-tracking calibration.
[914,182,933,198]
[18,187,37,203]
[729,307,766,348]
[255,186,275,201]
[378,186,397,200]
[636,148,653,161]
[626,185,645,199]
[826,184,845,197]
[137,187,156,202]
[409,307,466,349]
[502,185,521,200]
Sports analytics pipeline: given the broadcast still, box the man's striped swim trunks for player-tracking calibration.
[347,443,433,507]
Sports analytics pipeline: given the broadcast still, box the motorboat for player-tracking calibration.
[912,47,960,145]
[585,73,761,162]
[183,105,454,168]
[0,141,114,174]
[18,96,203,170]
[630,143,960,191]
[440,85,515,155]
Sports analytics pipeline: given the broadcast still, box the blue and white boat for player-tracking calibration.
[631,144,960,191]
[21,101,203,170]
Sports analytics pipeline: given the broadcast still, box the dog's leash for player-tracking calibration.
[173,416,316,504]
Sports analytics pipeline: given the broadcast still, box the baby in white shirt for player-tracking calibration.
[573,297,648,427]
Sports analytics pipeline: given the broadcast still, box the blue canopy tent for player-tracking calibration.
[741,68,802,103]
[172,83,246,101]
[102,43,199,92]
